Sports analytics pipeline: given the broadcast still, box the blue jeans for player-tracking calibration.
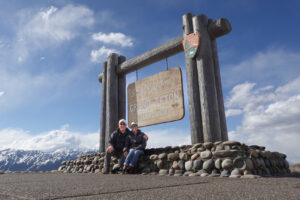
[124,149,145,167]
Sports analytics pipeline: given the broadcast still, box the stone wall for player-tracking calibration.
[58,141,290,178]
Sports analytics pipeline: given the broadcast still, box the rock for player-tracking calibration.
[94,169,101,173]
[159,169,168,176]
[215,159,222,170]
[212,150,238,158]
[158,153,167,160]
[168,168,175,175]
[203,159,214,171]
[201,173,209,177]
[244,158,254,170]
[196,169,207,175]
[203,142,213,149]
[172,161,179,169]
[191,153,200,160]
[179,152,188,161]
[209,169,220,177]
[193,160,203,171]
[215,145,224,151]
[200,150,212,159]
[185,161,193,171]
[58,166,65,171]
[231,168,242,176]
[222,159,233,170]
[243,170,252,175]
[183,171,193,176]
[167,153,179,161]
[223,141,241,146]
[192,143,202,149]
[156,160,164,169]
[214,141,222,145]
[189,173,199,177]
[61,161,66,165]
[178,160,185,170]
[250,150,259,158]
[197,147,206,152]
[233,157,245,169]
[220,170,229,177]
[150,154,158,160]
[174,170,183,176]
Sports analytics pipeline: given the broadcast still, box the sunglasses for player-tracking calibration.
[120,123,126,125]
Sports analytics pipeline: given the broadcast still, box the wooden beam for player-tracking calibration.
[118,55,126,120]
[182,13,204,144]
[99,62,107,152]
[208,18,232,39]
[193,14,222,142]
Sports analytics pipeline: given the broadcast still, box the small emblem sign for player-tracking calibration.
[182,33,200,58]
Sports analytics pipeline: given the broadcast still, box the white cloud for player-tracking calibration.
[0,125,99,152]
[226,77,300,164]
[16,4,94,61]
[0,91,4,97]
[225,109,242,117]
[90,46,119,63]
[92,32,133,47]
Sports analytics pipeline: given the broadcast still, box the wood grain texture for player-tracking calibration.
[118,55,127,121]
[183,13,204,144]
[99,61,107,152]
[193,14,222,142]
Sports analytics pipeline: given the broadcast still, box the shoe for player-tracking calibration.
[122,168,128,175]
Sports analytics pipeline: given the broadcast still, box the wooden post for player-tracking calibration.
[211,36,228,141]
[100,62,107,152]
[105,53,119,150]
[182,13,204,144]
[118,55,127,120]
[193,14,222,142]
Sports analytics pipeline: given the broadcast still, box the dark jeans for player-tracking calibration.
[104,150,125,171]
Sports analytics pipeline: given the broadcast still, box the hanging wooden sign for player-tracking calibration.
[182,33,200,58]
[127,67,185,127]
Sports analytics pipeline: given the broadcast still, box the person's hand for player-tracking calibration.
[143,134,148,141]
[124,151,128,157]
[107,145,114,153]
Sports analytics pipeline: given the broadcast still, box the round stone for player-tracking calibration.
[220,170,229,177]
[197,147,205,152]
[168,168,175,175]
[191,153,200,160]
[223,141,241,146]
[229,174,241,178]
[192,143,202,149]
[203,159,214,171]
[244,158,254,170]
[212,150,237,158]
[201,173,209,177]
[167,153,179,161]
[241,174,260,179]
[150,154,158,160]
[215,145,224,151]
[222,159,233,170]
[196,169,207,175]
[185,160,193,171]
[159,169,168,176]
[203,142,213,149]
[233,157,245,169]
[174,170,183,175]
[231,168,242,176]
[250,150,259,158]
[189,173,199,177]
[215,158,222,170]
[200,150,212,159]
[178,160,185,170]
[172,161,179,169]
[183,171,193,176]
[214,141,222,145]
[193,160,203,171]
[179,152,188,161]
[158,153,167,159]
[156,160,164,169]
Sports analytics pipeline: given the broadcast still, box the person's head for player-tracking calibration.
[130,122,138,134]
[118,119,127,132]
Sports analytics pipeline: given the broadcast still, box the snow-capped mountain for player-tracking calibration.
[0,149,96,172]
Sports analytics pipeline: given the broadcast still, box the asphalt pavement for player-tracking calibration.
[0,172,299,200]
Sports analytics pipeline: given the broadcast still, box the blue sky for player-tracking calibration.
[1,0,300,163]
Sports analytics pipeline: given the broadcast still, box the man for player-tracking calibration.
[104,119,148,174]
[104,119,130,174]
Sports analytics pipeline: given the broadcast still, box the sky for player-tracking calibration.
[1,0,300,163]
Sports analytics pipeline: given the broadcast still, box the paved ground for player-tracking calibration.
[0,172,299,200]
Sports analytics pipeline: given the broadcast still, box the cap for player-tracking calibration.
[130,122,138,127]
[119,119,127,125]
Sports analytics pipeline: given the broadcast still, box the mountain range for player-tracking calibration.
[0,149,96,172]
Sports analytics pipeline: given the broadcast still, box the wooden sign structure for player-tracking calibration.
[98,13,232,152]
[127,67,184,127]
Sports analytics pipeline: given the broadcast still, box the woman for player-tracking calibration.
[123,122,147,174]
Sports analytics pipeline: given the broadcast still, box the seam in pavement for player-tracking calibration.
[52,181,208,199]
[0,193,35,200]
